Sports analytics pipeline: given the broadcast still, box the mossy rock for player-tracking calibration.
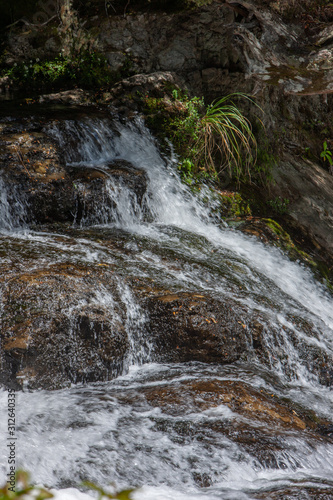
[237,217,332,290]
[217,190,252,218]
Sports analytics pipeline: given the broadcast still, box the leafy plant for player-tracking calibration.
[267,196,290,215]
[143,89,260,186]
[83,482,135,500]
[253,142,277,185]
[320,141,333,167]
[1,51,113,90]
[0,473,135,500]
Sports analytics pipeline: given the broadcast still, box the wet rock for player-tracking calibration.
[145,292,248,363]
[0,117,148,226]
[106,159,148,203]
[237,218,319,268]
[250,319,265,351]
[254,486,333,500]
[269,158,333,262]
[143,379,309,430]
[68,160,148,225]
[38,89,93,105]
[140,378,333,469]
[2,0,333,261]
[0,116,74,223]
[0,263,130,390]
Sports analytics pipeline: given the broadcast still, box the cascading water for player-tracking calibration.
[0,177,27,231]
[1,114,333,500]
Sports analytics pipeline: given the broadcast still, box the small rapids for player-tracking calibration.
[1,114,333,499]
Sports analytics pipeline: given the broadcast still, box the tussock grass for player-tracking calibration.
[195,93,261,182]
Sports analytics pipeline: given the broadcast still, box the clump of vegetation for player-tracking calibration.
[253,142,277,185]
[0,0,136,92]
[267,196,290,216]
[83,481,134,500]
[178,0,213,7]
[0,51,121,91]
[0,471,53,500]
[143,88,260,186]
[195,95,258,181]
[0,472,135,500]
[320,141,333,171]
[217,191,252,218]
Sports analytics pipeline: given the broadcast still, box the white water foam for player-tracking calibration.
[0,177,27,231]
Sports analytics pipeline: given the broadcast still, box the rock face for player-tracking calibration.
[269,157,333,258]
[1,1,333,394]
[97,0,333,261]
[146,292,248,363]
[140,378,333,471]
[0,263,130,390]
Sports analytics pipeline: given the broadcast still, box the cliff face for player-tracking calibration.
[1,0,333,263]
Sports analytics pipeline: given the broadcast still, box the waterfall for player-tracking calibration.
[1,114,333,500]
[0,177,27,231]
[45,116,333,381]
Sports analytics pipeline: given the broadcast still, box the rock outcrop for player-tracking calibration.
[1,0,333,393]
[0,262,130,389]
[140,377,333,470]
[0,114,148,226]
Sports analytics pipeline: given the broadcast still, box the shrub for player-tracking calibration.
[0,471,52,500]
[144,90,260,185]
[0,472,135,500]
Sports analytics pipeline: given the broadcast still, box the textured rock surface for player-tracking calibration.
[146,292,249,363]
[0,263,130,389]
[0,115,148,226]
[1,0,333,392]
[139,378,333,470]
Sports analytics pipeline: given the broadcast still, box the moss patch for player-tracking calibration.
[238,217,333,291]
[216,191,252,219]
[0,51,127,93]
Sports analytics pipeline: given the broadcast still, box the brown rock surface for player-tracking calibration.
[146,292,249,363]
[0,262,129,389]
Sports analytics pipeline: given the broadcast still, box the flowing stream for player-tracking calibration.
[0,113,333,499]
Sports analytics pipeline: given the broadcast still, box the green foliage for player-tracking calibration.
[0,471,53,500]
[143,89,260,186]
[83,482,134,500]
[267,197,290,215]
[178,158,196,185]
[1,51,113,90]
[144,90,205,183]
[320,141,333,167]
[253,144,277,185]
[217,191,252,218]
[181,0,213,7]
[195,94,259,181]
[0,473,135,500]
